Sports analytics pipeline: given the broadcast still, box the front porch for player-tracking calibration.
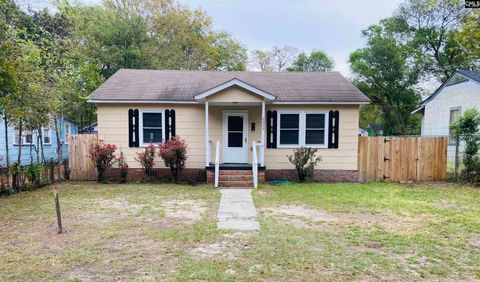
[194,79,276,188]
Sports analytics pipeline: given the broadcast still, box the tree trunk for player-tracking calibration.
[17,120,22,164]
[53,117,62,180]
[4,116,10,189]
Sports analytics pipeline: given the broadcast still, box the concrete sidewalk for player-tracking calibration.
[217,189,260,231]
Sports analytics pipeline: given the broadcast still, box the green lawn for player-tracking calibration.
[0,181,479,281]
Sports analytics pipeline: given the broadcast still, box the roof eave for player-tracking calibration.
[193,78,277,101]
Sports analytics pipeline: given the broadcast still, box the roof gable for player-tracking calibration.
[193,78,276,101]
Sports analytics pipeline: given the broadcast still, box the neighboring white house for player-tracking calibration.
[413,69,480,171]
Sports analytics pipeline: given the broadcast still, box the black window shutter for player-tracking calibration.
[328,110,334,148]
[164,109,170,141]
[272,110,277,149]
[333,110,339,148]
[266,110,272,148]
[328,110,339,149]
[170,109,176,137]
[134,109,139,147]
[128,109,134,147]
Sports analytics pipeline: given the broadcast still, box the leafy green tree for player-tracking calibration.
[288,50,335,72]
[456,10,480,69]
[212,32,248,71]
[350,19,421,135]
[395,0,470,81]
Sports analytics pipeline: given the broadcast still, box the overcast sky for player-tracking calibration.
[182,0,404,77]
[26,0,404,77]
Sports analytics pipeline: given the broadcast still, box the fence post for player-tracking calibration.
[454,134,460,181]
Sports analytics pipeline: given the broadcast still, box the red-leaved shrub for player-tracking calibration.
[88,140,117,183]
[135,144,156,178]
[158,136,188,183]
[117,151,129,183]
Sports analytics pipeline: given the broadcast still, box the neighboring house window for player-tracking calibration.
[64,123,71,144]
[42,127,52,145]
[140,111,163,146]
[14,130,34,145]
[278,111,328,147]
[449,108,461,145]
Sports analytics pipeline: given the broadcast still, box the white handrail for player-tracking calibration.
[252,141,258,188]
[214,141,220,188]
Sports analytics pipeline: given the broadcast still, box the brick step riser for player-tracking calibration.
[218,175,253,181]
[218,181,254,187]
[218,170,253,175]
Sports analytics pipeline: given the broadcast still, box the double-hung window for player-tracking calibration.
[279,114,300,145]
[42,127,52,145]
[278,111,328,147]
[14,130,34,145]
[140,110,164,146]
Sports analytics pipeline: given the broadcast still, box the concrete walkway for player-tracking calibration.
[217,189,260,231]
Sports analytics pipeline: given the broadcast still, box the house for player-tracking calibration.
[413,69,480,170]
[89,69,370,185]
[80,122,98,134]
[0,116,78,166]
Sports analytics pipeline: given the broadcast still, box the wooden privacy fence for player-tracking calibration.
[358,136,447,182]
[68,134,97,181]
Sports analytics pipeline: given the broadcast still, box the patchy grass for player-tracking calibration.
[0,181,479,281]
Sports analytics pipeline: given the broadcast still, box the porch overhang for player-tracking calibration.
[193,78,277,102]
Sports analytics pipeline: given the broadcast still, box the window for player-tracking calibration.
[140,111,163,146]
[278,112,328,147]
[14,130,34,145]
[305,114,326,145]
[42,127,52,144]
[279,114,300,145]
[449,108,461,145]
[64,123,71,137]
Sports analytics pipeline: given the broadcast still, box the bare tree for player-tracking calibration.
[271,45,298,71]
[250,50,273,71]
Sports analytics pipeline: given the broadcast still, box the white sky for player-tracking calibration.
[181,0,404,77]
[26,0,404,78]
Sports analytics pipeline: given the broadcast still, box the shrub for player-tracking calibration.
[135,144,156,178]
[25,163,42,186]
[287,147,322,182]
[117,151,129,183]
[159,136,188,183]
[88,140,117,183]
[450,108,480,181]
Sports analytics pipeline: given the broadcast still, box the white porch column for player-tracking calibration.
[260,101,265,167]
[205,102,210,166]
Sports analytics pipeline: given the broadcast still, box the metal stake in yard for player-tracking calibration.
[53,186,63,234]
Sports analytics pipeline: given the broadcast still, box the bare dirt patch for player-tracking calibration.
[260,205,423,232]
[161,198,207,223]
[190,232,253,260]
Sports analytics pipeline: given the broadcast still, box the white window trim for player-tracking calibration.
[14,130,35,146]
[42,127,52,145]
[139,109,165,147]
[277,111,329,149]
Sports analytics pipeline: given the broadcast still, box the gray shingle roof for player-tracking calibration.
[90,69,370,103]
[457,69,480,83]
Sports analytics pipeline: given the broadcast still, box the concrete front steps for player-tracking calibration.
[207,167,265,188]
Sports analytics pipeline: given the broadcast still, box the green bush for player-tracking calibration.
[450,108,480,182]
[25,163,42,186]
[287,147,322,182]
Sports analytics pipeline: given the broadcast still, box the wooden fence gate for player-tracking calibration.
[68,134,98,181]
[358,136,447,182]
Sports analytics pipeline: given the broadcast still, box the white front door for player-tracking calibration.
[223,111,248,163]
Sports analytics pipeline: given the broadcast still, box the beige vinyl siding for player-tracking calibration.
[97,103,207,169]
[206,86,264,103]
[97,90,360,170]
[265,105,359,170]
